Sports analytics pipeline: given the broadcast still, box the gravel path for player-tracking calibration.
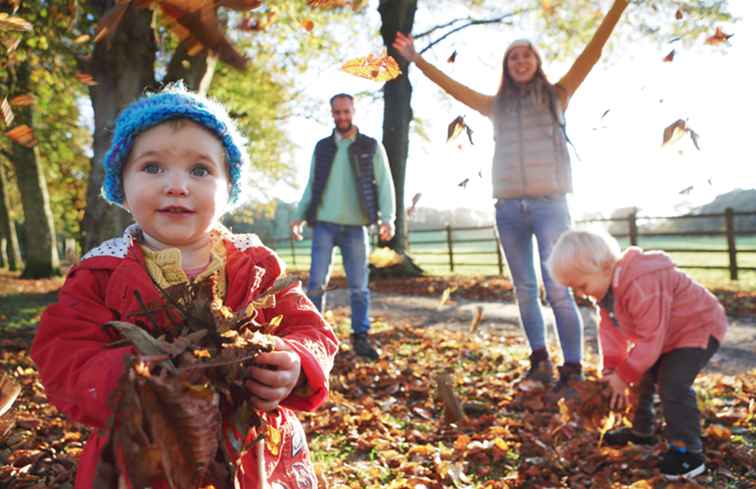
[323,289,756,375]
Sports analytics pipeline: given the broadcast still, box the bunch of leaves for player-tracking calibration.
[95,276,288,489]
[341,49,402,82]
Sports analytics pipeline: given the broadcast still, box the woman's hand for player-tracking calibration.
[245,338,302,412]
[392,32,418,63]
[603,372,629,411]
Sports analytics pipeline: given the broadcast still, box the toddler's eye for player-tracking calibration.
[191,164,210,177]
[143,163,161,174]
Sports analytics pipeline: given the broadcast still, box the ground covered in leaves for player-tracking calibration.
[1,272,755,488]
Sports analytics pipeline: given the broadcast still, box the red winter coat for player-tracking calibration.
[599,247,727,384]
[31,227,338,488]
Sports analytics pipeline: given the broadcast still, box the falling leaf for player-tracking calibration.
[307,0,349,7]
[436,373,465,423]
[341,49,402,82]
[1,35,22,54]
[9,94,34,107]
[438,287,456,306]
[662,119,687,146]
[678,185,694,195]
[0,373,21,417]
[73,34,91,44]
[219,0,262,8]
[705,27,733,45]
[458,178,470,188]
[541,0,555,16]
[94,2,130,43]
[5,124,35,147]
[369,247,403,268]
[468,306,483,334]
[1,98,14,127]
[675,8,684,20]
[663,49,675,62]
[447,116,465,142]
[300,19,315,31]
[407,192,422,217]
[0,12,34,32]
[193,349,212,359]
[600,109,611,119]
[465,125,474,145]
[688,129,701,150]
[75,72,98,86]
[447,50,457,63]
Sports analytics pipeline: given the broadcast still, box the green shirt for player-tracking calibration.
[294,132,396,226]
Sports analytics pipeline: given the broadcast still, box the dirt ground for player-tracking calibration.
[322,288,756,376]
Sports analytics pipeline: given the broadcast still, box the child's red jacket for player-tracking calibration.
[30,227,338,488]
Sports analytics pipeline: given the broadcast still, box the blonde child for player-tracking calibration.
[31,86,338,488]
[548,229,727,480]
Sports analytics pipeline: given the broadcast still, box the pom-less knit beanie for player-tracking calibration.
[101,85,248,207]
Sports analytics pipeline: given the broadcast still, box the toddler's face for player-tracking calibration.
[562,267,612,302]
[121,120,230,250]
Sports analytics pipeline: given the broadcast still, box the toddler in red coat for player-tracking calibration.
[31,85,338,488]
[548,229,726,481]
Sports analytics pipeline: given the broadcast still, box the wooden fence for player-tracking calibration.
[269,208,756,280]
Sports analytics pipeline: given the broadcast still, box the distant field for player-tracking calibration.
[270,230,756,291]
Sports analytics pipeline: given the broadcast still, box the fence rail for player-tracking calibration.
[268,208,756,281]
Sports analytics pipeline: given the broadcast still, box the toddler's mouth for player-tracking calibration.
[158,206,194,214]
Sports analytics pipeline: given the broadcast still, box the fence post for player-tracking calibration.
[628,210,638,246]
[446,224,454,272]
[289,237,297,267]
[725,207,738,280]
[494,228,504,275]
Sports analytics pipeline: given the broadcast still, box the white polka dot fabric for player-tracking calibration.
[81,224,140,261]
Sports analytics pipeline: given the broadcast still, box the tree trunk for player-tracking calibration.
[80,2,157,252]
[0,162,23,271]
[379,0,417,255]
[163,41,215,94]
[10,62,60,278]
[377,0,422,277]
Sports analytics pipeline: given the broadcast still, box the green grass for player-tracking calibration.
[0,291,58,334]
[271,232,756,291]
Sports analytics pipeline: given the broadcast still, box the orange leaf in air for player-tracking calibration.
[301,19,315,32]
[705,27,733,45]
[662,49,675,62]
[341,49,402,82]
[5,124,35,148]
[75,72,98,86]
[675,8,684,20]
[447,50,457,63]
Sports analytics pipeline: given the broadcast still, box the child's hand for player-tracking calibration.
[245,338,302,412]
[603,372,629,411]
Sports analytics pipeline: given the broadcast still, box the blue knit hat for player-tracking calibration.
[102,85,249,207]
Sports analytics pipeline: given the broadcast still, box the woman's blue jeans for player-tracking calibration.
[306,222,370,334]
[494,196,583,364]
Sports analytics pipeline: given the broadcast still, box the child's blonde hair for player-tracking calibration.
[548,229,622,285]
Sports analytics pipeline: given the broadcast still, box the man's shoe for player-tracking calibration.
[604,427,657,447]
[524,349,553,384]
[659,447,705,480]
[351,333,379,361]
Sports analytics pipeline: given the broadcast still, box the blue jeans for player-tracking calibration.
[494,196,583,364]
[306,222,370,334]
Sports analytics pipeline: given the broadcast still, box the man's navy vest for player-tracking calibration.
[305,131,381,226]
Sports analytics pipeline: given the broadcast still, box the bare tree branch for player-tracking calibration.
[414,17,468,40]
[417,8,535,55]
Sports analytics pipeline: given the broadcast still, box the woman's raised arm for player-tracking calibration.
[393,32,495,117]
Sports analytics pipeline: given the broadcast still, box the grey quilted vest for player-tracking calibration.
[491,90,572,199]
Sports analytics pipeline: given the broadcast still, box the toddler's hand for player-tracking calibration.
[603,372,629,411]
[245,338,302,412]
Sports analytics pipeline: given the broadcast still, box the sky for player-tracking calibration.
[278,0,756,219]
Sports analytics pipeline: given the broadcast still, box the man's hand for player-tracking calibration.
[603,372,629,411]
[290,220,305,241]
[379,221,395,242]
[245,338,302,412]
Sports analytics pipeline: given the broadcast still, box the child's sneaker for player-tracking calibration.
[604,427,657,447]
[659,447,705,480]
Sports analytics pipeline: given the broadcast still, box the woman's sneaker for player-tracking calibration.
[604,427,657,447]
[659,447,705,480]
